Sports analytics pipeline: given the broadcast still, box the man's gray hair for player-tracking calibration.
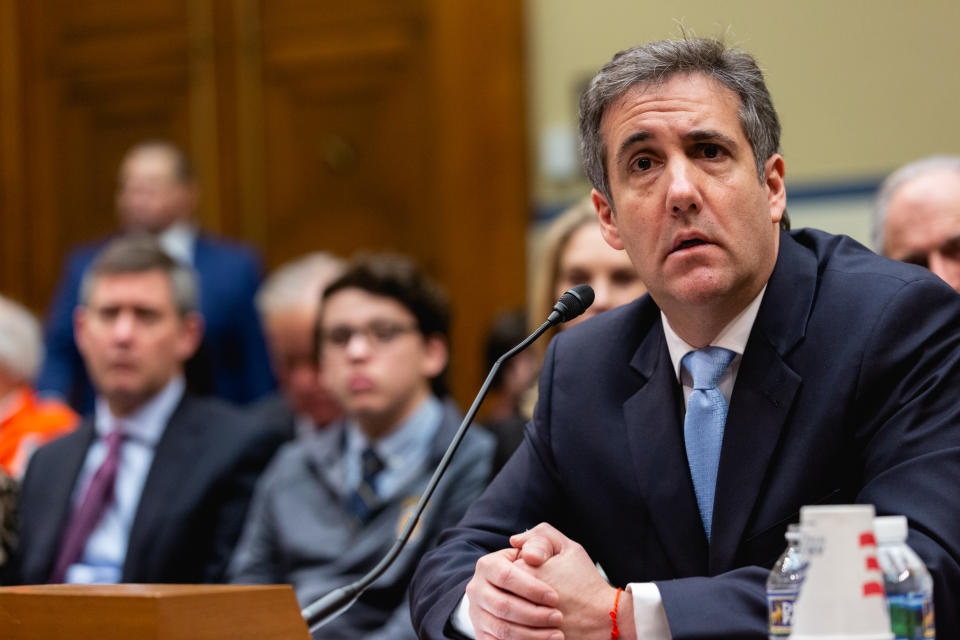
[79,234,199,316]
[872,155,960,254]
[579,37,781,208]
[0,294,43,384]
[255,252,345,319]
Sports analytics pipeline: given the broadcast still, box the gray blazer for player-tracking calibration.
[229,400,494,639]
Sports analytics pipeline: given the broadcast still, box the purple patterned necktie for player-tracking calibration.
[48,426,125,583]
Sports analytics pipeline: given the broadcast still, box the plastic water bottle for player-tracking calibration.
[875,516,935,639]
[767,524,806,639]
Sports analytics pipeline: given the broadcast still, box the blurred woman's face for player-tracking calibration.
[555,223,646,328]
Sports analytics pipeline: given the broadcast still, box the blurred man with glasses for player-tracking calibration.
[229,253,494,640]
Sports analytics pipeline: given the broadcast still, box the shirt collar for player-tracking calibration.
[94,376,186,445]
[157,222,197,266]
[661,285,767,382]
[345,395,443,472]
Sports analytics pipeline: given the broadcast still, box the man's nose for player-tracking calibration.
[665,159,702,215]
[112,311,136,341]
[928,251,960,293]
[344,332,373,359]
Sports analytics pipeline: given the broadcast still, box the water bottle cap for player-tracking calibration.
[785,522,801,542]
[873,515,908,543]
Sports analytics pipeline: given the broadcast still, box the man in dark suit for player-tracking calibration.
[36,140,274,413]
[10,235,283,585]
[410,39,960,639]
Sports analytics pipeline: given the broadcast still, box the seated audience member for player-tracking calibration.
[250,252,345,441]
[481,201,648,473]
[873,155,960,292]
[229,254,495,639]
[529,195,647,366]
[0,295,77,479]
[11,235,284,585]
[37,140,274,412]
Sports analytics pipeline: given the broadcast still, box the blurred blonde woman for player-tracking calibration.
[515,197,646,423]
[529,196,647,363]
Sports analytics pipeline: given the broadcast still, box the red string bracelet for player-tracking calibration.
[610,586,623,640]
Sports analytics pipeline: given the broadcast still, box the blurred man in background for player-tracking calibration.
[873,155,960,292]
[230,254,494,639]
[37,140,274,412]
[251,252,345,441]
[11,236,283,586]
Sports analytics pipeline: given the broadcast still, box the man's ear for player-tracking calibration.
[175,312,205,362]
[73,307,89,357]
[593,189,624,250]
[764,154,786,226]
[420,334,449,380]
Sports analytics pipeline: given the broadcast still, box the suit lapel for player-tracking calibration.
[33,421,96,578]
[122,396,202,579]
[709,232,815,574]
[622,318,708,577]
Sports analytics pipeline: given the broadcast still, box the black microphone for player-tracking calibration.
[547,283,595,324]
[300,285,595,632]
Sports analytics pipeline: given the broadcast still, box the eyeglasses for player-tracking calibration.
[320,321,419,350]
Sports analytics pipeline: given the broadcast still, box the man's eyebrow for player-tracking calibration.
[615,131,651,165]
[686,129,739,149]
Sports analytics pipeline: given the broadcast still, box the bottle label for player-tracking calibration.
[887,592,935,640]
[768,592,797,637]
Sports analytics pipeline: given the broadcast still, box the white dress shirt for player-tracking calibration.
[157,222,197,266]
[453,286,767,639]
[63,377,185,584]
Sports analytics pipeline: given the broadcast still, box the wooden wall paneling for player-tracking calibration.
[232,0,268,249]
[186,0,224,236]
[258,0,434,267]
[0,0,27,306]
[17,0,208,316]
[427,0,529,403]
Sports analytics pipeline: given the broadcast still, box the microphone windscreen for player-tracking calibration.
[552,284,595,323]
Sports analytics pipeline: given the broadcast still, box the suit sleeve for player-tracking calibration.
[202,425,285,583]
[232,252,275,403]
[410,351,568,639]
[657,278,960,638]
[227,454,285,585]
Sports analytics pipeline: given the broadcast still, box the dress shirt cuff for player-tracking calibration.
[628,582,672,640]
[452,593,477,638]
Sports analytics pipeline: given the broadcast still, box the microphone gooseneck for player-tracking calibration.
[301,285,595,631]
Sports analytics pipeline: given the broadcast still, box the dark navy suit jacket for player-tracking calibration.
[410,229,960,638]
[36,235,275,412]
[10,394,286,585]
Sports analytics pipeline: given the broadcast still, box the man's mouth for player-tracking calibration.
[670,235,710,254]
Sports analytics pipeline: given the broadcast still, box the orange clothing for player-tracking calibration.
[0,389,77,478]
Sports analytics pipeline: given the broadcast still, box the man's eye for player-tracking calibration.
[902,253,929,268]
[635,157,652,171]
[701,143,720,159]
[941,237,960,259]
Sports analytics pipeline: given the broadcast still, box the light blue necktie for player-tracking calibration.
[682,347,735,542]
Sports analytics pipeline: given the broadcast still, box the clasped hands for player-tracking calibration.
[465,522,633,640]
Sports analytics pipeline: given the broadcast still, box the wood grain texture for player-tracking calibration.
[0,584,310,640]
